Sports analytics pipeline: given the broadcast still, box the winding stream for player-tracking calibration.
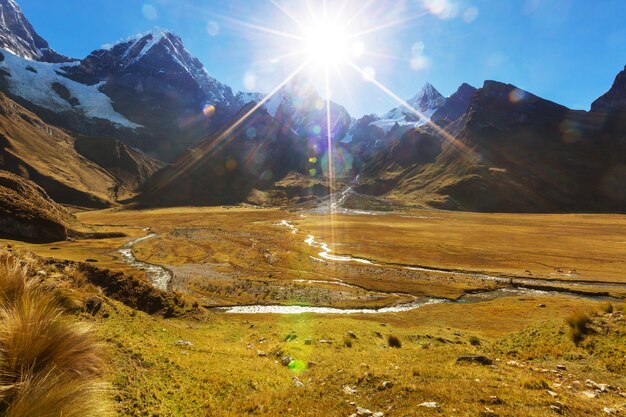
[211,221,623,315]
[118,230,172,291]
[223,297,448,315]
[277,221,626,292]
[118,221,623,315]
[219,287,609,315]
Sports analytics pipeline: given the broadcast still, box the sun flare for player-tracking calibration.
[302,21,349,66]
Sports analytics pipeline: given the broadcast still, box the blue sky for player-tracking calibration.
[20,0,626,117]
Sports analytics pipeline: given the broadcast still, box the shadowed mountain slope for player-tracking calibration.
[0,91,161,207]
[135,104,314,207]
[357,81,626,212]
[0,170,79,241]
[591,66,626,113]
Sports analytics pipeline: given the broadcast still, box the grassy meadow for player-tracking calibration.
[2,206,626,415]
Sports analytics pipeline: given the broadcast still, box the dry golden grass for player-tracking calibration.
[7,206,625,307]
[0,92,117,206]
[3,206,626,415]
[94,294,626,416]
[297,210,626,284]
[0,247,112,417]
[566,310,593,345]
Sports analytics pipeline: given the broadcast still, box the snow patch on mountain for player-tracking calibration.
[100,27,170,52]
[86,27,236,109]
[0,49,141,128]
[236,90,287,118]
[370,108,438,133]
[364,83,445,133]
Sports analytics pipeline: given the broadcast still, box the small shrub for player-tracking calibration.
[603,303,614,314]
[343,336,352,348]
[468,336,481,346]
[387,335,402,348]
[566,311,592,345]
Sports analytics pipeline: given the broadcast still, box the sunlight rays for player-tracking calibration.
[345,11,430,40]
[324,63,337,253]
[344,0,375,27]
[212,0,468,206]
[147,59,311,194]
[204,59,311,152]
[345,59,469,152]
[269,0,305,28]
[217,13,304,41]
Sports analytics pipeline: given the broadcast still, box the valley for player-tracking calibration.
[12,204,626,304]
[4,204,626,416]
[0,0,626,415]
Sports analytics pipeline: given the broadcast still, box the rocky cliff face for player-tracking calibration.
[0,0,69,62]
[431,83,477,126]
[591,66,626,113]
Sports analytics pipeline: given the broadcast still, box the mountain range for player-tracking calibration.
[0,0,626,241]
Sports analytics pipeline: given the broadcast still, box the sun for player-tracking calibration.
[301,20,349,67]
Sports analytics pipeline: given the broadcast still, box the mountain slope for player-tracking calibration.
[73,134,165,198]
[358,81,623,212]
[0,0,69,62]
[0,170,78,241]
[431,83,477,126]
[237,78,352,143]
[135,103,313,207]
[61,28,240,158]
[591,66,626,113]
[0,91,137,207]
[0,4,240,161]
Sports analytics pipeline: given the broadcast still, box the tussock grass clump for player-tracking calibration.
[521,377,550,390]
[0,248,112,417]
[343,336,353,348]
[603,303,614,314]
[566,311,592,345]
[387,334,402,348]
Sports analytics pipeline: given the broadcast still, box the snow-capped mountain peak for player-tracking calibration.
[0,0,69,62]
[101,27,173,52]
[235,77,352,141]
[371,82,446,133]
[89,27,200,75]
[72,26,236,107]
[406,83,446,113]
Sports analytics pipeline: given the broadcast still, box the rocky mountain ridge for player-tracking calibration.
[1,0,626,214]
[0,0,69,62]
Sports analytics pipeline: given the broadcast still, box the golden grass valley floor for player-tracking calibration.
[3,206,626,415]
